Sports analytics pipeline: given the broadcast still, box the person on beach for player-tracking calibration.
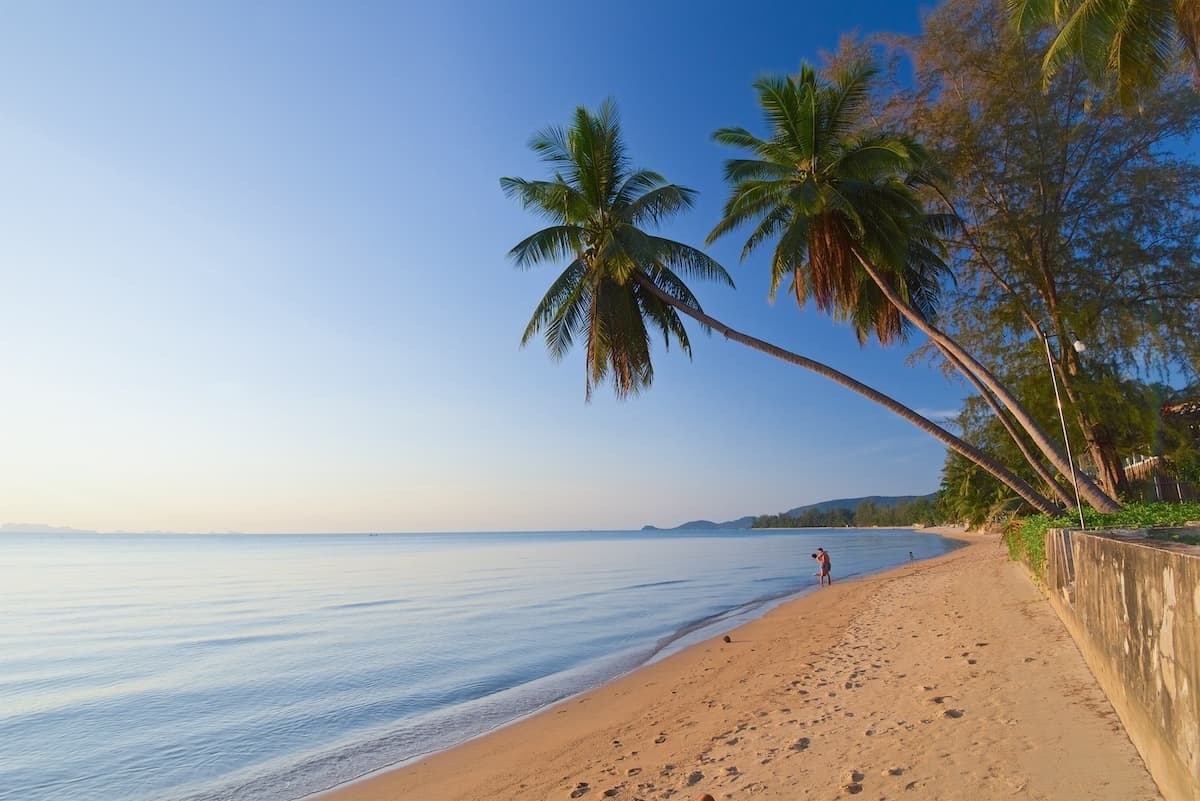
[812,547,831,587]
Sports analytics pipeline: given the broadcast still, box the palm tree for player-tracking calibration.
[500,100,733,401]
[1009,0,1200,103]
[707,59,1121,513]
[502,100,1061,515]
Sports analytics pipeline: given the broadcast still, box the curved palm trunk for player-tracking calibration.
[851,250,1121,513]
[634,273,1061,515]
[936,341,1078,507]
[925,186,1083,505]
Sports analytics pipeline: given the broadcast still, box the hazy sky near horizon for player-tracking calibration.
[0,0,968,534]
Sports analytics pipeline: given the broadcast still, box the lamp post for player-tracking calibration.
[1040,328,1086,529]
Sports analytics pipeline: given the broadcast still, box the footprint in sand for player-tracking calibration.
[843,770,866,794]
[685,770,704,786]
[655,734,668,744]
[943,709,965,719]
[570,782,590,798]
[627,768,642,777]
[791,737,810,751]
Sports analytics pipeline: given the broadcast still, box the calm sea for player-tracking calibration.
[0,528,960,801]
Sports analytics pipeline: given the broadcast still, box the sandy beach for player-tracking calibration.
[318,529,1161,801]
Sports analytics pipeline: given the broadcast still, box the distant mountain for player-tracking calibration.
[0,522,97,535]
[642,493,935,531]
[642,516,756,531]
[781,494,933,517]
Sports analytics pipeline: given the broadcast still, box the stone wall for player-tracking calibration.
[1042,528,1200,801]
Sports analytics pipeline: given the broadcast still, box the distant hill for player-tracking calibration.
[781,495,932,517]
[642,493,935,531]
[0,522,97,535]
[642,516,756,531]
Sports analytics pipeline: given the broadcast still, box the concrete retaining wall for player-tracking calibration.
[1042,528,1200,801]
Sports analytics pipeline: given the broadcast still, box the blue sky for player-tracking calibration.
[0,0,967,533]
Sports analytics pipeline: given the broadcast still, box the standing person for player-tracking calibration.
[812,547,832,587]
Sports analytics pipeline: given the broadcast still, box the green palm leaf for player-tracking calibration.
[503,100,729,400]
[711,57,945,346]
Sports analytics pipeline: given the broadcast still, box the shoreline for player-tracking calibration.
[316,527,1158,800]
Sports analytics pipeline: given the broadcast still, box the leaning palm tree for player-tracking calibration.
[502,99,1061,515]
[1009,0,1200,102]
[707,59,1121,513]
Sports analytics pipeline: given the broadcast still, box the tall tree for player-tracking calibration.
[707,57,1122,513]
[881,0,1200,498]
[502,100,1061,515]
[1008,0,1200,103]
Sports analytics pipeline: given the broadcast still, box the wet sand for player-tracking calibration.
[317,529,1161,800]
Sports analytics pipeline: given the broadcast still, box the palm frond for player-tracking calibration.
[499,177,591,223]
[521,258,590,357]
[625,184,698,227]
[645,235,735,287]
[712,126,769,151]
[821,57,879,143]
[613,169,666,211]
[507,225,586,269]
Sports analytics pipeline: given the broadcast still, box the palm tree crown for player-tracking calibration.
[707,60,947,346]
[501,100,732,400]
[1009,0,1200,103]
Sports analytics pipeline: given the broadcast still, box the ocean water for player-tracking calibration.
[0,528,961,801]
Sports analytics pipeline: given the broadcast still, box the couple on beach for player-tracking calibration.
[812,547,831,587]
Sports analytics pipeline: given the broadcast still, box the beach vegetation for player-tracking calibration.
[880,0,1200,507]
[502,0,1197,527]
[1007,500,1200,577]
[707,50,1122,514]
[503,101,1062,515]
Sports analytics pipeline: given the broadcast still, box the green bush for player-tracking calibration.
[1011,501,1200,580]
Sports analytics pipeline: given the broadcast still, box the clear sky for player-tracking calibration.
[0,0,967,533]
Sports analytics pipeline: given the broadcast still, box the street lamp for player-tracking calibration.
[1040,327,1086,529]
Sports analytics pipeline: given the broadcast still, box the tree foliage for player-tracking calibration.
[871,0,1200,507]
[752,496,941,528]
[710,44,1120,513]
